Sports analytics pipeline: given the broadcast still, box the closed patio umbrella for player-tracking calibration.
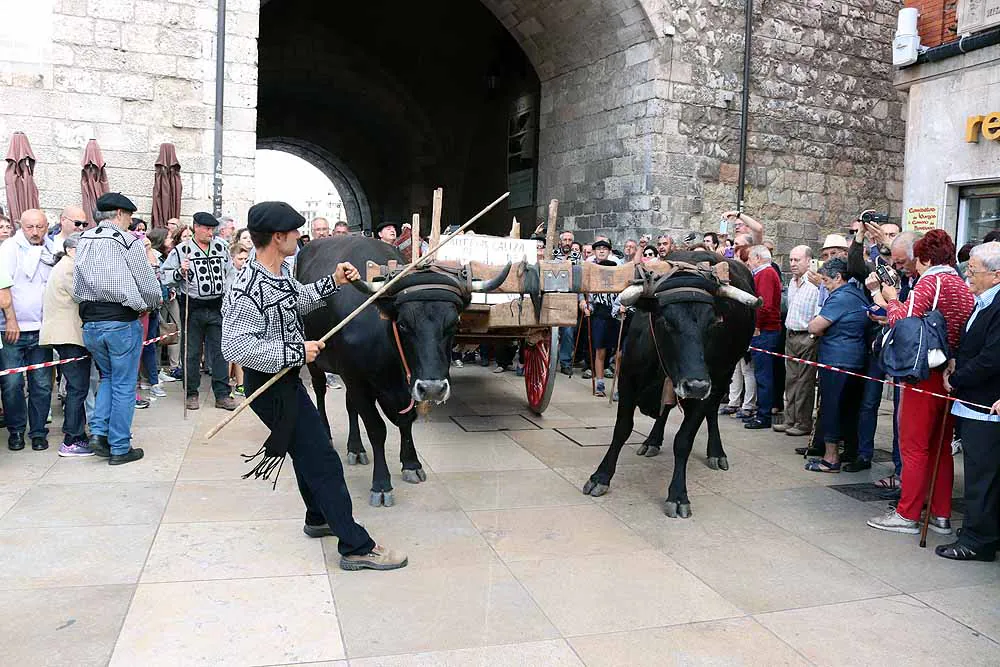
[152,142,181,228]
[80,139,109,224]
[4,132,40,222]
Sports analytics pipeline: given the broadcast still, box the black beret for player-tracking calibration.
[375,220,400,235]
[592,239,612,251]
[248,201,305,233]
[596,258,618,267]
[96,192,136,213]
[192,212,219,227]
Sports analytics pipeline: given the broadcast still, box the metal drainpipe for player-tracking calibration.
[736,0,754,212]
[212,0,227,217]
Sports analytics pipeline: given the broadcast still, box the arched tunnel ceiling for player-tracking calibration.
[260,0,663,80]
[257,0,662,230]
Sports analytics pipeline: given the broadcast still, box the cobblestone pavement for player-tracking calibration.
[1,365,998,666]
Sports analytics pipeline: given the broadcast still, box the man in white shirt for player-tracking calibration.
[779,245,819,437]
[0,209,57,452]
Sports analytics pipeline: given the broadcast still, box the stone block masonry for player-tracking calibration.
[529,0,905,259]
[0,0,260,224]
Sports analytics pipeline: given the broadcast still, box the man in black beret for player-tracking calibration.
[375,221,399,245]
[162,212,237,411]
[222,201,408,571]
[74,192,162,465]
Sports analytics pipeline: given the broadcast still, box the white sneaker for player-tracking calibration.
[867,508,919,534]
[325,373,343,390]
[453,359,464,368]
[149,384,167,398]
[158,371,179,383]
[139,381,153,390]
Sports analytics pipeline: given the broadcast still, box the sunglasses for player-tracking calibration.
[642,251,657,258]
[72,220,86,227]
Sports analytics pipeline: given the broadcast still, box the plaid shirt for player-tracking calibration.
[221,258,338,373]
[785,274,819,332]
[73,221,162,313]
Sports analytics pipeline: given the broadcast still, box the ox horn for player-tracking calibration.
[717,284,763,308]
[619,284,645,306]
[471,262,512,292]
[350,279,384,297]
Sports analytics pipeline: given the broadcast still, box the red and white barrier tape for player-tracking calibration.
[0,332,179,378]
[749,345,994,412]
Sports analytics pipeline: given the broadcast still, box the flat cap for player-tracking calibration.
[192,212,219,228]
[247,201,305,233]
[375,220,400,235]
[591,239,612,250]
[95,192,136,213]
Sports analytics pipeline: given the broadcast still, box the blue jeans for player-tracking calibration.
[818,367,863,458]
[558,326,577,367]
[53,344,91,443]
[750,330,781,424]
[857,353,883,462]
[140,311,160,386]
[0,331,53,438]
[83,320,142,455]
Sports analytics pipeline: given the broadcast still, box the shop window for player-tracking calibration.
[958,183,1000,247]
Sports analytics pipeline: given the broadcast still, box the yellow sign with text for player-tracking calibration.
[906,206,939,232]
[966,112,1000,142]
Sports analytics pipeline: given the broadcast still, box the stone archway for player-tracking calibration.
[256,136,372,231]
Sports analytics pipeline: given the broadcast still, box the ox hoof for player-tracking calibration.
[636,444,660,458]
[347,451,370,466]
[664,501,692,519]
[369,491,395,507]
[401,468,427,484]
[706,456,729,471]
[582,479,610,497]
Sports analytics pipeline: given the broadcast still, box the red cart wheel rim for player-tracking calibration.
[524,328,557,414]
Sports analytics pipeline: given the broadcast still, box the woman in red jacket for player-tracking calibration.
[867,230,974,535]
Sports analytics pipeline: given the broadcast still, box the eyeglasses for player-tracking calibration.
[966,267,999,277]
[72,220,86,227]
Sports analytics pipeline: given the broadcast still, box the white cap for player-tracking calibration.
[822,234,849,250]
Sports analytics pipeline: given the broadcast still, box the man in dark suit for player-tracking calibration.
[942,241,1000,561]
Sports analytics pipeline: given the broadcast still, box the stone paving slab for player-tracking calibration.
[0,364,997,665]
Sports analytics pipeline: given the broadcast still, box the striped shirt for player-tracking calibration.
[785,274,819,331]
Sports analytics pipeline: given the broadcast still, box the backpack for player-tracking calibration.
[878,276,949,384]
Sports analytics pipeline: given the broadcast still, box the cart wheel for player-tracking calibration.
[524,327,558,415]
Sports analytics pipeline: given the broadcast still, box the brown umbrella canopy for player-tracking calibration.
[80,139,109,224]
[152,142,181,228]
[4,132,40,222]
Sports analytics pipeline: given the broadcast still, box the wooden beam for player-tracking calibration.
[411,213,421,262]
[429,187,443,248]
[545,199,559,259]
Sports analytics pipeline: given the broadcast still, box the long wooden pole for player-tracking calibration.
[205,191,511,439]
[545,199,559,259]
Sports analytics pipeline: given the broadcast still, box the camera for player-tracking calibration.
[860,211,889,225]
[874,257,899,289]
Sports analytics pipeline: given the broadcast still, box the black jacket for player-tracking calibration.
[950,296,1000,415]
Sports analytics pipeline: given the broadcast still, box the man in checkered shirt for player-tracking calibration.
[161,212,236,412]
[221,201,407,572]
[73,192,162,465]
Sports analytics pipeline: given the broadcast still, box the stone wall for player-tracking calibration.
[0,0,260,224]
[521,0,906,255]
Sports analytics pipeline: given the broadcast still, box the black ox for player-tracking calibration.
[296,235,509,506]
[583,251,760,517]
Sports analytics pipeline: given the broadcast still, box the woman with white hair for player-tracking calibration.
[39,233,92,457]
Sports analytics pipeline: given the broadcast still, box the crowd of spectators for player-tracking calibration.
[0,198,325,464]
[548,210,1000,562]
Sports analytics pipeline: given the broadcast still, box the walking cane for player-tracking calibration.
[205,191,511,440]
[609,313,626,406]
[569,312,583,378]
[587,312,596,395]
[181,249,191,421]
[920,401,952,548]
